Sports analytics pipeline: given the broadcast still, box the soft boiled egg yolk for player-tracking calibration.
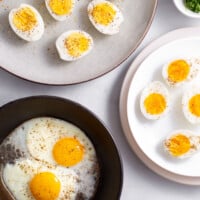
[165,134,191,157]
[189,94,200,117]
[53,138,85,167]
[48,0,73,15]
[144,93,167,115]
[167,59,190,83]
[65,32,91,57]
[12,7,37,32]
[29,172,61,200]
[91,2,116,26]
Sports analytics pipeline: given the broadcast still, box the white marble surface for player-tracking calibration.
[1,0,200,199]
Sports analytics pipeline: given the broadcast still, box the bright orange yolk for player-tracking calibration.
[49,0,73,15]
[65,33,90,57]
[144,93,166,115]
[29,172,61,200]
[167,59,190,83]
[53,137,85,167]
[166,134,191,157]
[13,7,37,32]
[189,94,200,117]
[91,3,116,25]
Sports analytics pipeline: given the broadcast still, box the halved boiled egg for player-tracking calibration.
[9,4,44,42]
[164,130,200,158]
[56,30,93,61]
[182,87,200,124]
[162,58,200,87]
[87,0,124,35]
[45,0,75,21]
[140,81,170,120]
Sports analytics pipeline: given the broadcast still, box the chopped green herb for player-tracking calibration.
[185,0,200,13]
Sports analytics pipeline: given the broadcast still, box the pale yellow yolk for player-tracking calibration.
[49,0,73,15]
[189,94,200,117]
[53,138,85,167]
[166,134,191,157]
[29,172,61,200]
[91,3,116,25]
[167,60,190,83]
[65,33,90,57]
[144,93,166,115]
[13,7,37,32]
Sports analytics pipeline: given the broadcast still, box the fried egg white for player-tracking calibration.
[3,159,79,200]
[162,58,200,87]
[163,129,200,158]
[182,87,200,124]
[9,4,44,42]
[45,0,75,21]
[140,81,170,120]
[56,30,93,61]
[87,0,124,35]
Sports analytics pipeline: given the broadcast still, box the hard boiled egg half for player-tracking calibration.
[87,0,124,35]
[56,30,93,61]
[140,81,170,120]
[182,87,200,124]
[162,58,200,87]
[9,4,44,42]
[45,0,75,21]
[164,130,200,158]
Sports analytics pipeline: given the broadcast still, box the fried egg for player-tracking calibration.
[56,30,93,61]
[3,159,78,200]
[140,81,170,120]
[87,0,124,35]
[9,4,44,42]
[45,0,75,21]
[0,117,99,199]
[162,58,200,87]
[163,130,200,158]
[182,87,200,124]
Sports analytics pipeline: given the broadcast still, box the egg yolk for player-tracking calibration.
[65,33,90,57]
[29,172,61,200]
[13,7,37,32]
[165,134,191,157]
[189,94,200,117]
[49,0,73,15]
[167,59,190,83]
[144,93,166,115]
[90,3,116,25]
[53,137,85,167]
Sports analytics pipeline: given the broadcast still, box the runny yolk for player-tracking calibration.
[166,134,191,157]
[189,94,200,117]
[49,0,73,15]
[53,137,85,167]
[13,7,37,32]
[167,59,190,83]
[29,172,61,200]
[144,93,166,115]
[91,3,116,25]
[65,33,90,57]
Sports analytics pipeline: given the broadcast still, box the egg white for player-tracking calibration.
[56,30,93,61]
[140,81,170,120]
[162,58,200,87]
[163,129,200,159]
[45,0,75,21]
[87,0,124,35]
[182,87,200,124]
[9,4,44,42]
[3,159,79,200]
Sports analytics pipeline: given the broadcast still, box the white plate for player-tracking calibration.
[120,27,200,185]
[0,0,157,85]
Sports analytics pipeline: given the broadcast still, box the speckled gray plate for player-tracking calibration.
[0,0,157,85]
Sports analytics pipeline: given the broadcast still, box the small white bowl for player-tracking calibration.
[173,0,200,18]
